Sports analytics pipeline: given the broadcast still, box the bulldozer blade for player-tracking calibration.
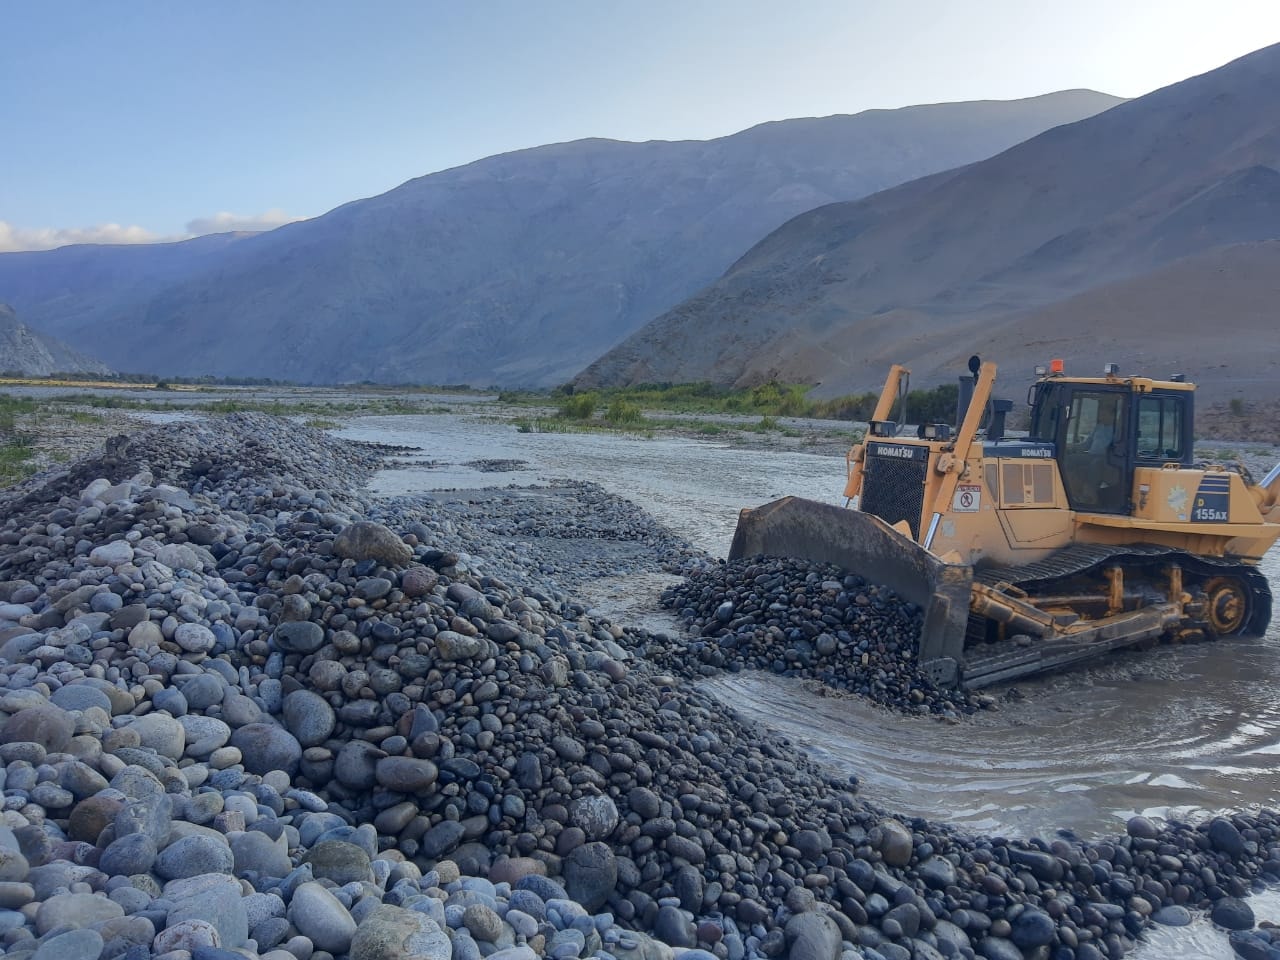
[729,497,973,686]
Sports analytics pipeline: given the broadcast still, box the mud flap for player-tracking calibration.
[729,497,973,686]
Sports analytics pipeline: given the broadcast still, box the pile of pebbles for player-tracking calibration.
[401,485,702,594]
[653,557,977,719]
[0,414,1279,960]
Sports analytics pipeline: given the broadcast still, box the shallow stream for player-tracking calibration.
[342,412,1280,957]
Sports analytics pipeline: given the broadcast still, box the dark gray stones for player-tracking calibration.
[129,713,185,759]
[1126,815,1160,839]
[99,832,157,877]
[375,757,438,793]
[166,874,249,949]
[628,787,661,819]
[303,840,372,885]
[29,928,104,960]
[49,683,112,714]
[113,779,173,848]
[1212,895,1255,930]
[350,904,451,960]
[664,835,706,866]
[333,521,412,566]
[792,828,831,860]
[231,831,291,879]
[659,554,975,717]
[10,412,1280,960]
[570,794,619,841]
[156,835,234,880]
[283,690,336,747]
[229,723,302,776]
[654,904,696,948]
[1209,817,1248,856]
[400,566,439,598]
[917,855,957,889]
[1010,907,1055,948]
[35,892,123,934]
[1152,905,1193,926]
[179,673,226,710]
[274,620,325,654]
[462,903,505,943]
[288,881,357,954]
[0,705,74,752]
[785,911,842,960]
[419,820,466,859]
[874,818,914,867]
[356,576,394,600]
[335,740,381,789]
[563,842,617,912]
[1007,848,1063,883]
[975,937,1023,960]
[174,622,217,654]
[434,630,487,661]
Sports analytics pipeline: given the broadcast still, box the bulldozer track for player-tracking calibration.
[975,543,1273,636]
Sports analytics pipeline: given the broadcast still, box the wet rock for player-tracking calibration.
[274,621,325,654]
[1209,817,1248,857]
[350,904,451,960]
[1010,907,1055,948]
[333,522,412,566]
[289,881,357,953]
[1212,896,1255,930]
[1,704,74,752]
[283,690,336,747]
[35,892,123,934]
[874,818,915,867]
[303,840,372,885]
[785,911,842,960]
[564,841,617,912]
[230,723,302,776]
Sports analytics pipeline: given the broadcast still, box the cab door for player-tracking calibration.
[1057,388,1131,513]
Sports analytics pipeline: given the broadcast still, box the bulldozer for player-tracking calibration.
[729,357,1280,688]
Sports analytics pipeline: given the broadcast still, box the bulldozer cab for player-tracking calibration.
[1029,377,1195,516]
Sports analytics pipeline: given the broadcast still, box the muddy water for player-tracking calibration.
[345,413,1280,956]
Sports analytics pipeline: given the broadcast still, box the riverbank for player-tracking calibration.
[1,414,1280,960]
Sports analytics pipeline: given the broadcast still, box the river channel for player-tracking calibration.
[340,412,1280,957]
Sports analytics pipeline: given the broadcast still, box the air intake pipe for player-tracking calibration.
[955,355,982,428]
[989,398,1013,442]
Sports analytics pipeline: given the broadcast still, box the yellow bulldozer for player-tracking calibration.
[730,357,1280,688]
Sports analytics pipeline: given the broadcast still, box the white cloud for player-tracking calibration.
[185,209,306,235]
[0,220,165,253]
[0,208,307,253]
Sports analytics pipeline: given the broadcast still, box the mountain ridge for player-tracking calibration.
[0,303,113,377]
[576,43,1280,404]
[0,90,1122,385]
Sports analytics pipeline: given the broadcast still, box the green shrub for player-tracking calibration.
[605,399,643,425]
[1230,397,1245,416]
[558,393,597,420]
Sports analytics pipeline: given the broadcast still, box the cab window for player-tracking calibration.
[1066,393,1117,448]
[1136,396,1184,461]
[1029,385,1061,442]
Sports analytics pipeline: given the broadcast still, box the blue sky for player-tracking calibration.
[3,0,1278,251]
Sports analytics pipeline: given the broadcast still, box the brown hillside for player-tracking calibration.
[577,43,1280,404]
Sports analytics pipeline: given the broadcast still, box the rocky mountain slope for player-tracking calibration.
[0,92,1120,385]
[0,303,112,377]
[578,44,1280,405]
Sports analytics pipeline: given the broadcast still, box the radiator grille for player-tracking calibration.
[862,449,928,539]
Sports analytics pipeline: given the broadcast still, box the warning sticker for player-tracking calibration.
[953,484,981,512]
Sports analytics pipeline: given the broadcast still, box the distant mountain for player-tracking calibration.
[577,44,1280,404]
[0,91,1121,385]
[0,303,112,377]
